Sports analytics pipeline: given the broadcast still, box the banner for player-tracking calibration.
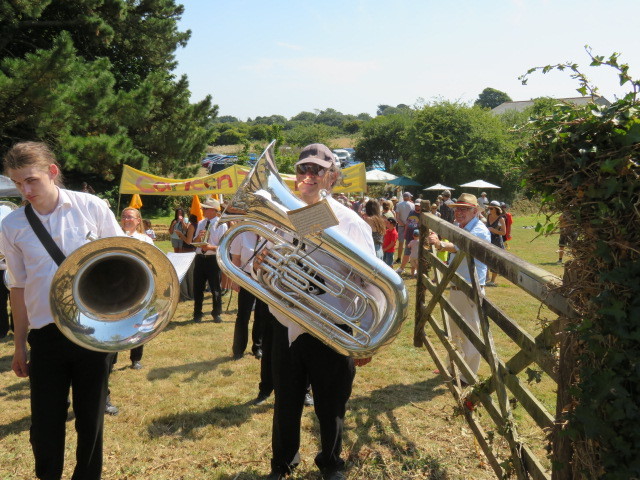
[119,162,366,197]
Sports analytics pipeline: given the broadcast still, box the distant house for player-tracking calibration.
[491,96,611,115]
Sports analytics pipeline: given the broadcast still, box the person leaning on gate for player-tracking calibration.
[427,193,491,386]
[192,199,228,323]
[255,143,378,480]
[1,141,124,480]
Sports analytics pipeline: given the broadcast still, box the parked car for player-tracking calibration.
[332,149,351,168]
[201,153,238,173]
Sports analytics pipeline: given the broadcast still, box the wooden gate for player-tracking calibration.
[414,212,574,479]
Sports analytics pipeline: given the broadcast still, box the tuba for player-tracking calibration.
[51,236,180,352]
[217,141,408,358]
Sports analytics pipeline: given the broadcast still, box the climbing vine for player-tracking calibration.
[520,47,639,479]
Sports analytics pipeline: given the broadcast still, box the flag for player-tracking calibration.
[129,194,142,209]
[190,195,204,222]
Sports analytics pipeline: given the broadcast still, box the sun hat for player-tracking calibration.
[488,200,502,214]
[295,143,337,169]
[201,199,221,210]
[403,192,413,198]
[441,190,451,197]
[449,193,479,208]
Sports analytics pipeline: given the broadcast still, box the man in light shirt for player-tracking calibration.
[192,199,227,323]
[428,193,491,386]
[1,141,123,480]
[394,191,414,263]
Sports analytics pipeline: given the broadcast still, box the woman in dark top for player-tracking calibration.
[362,199,386,259]
[486,201,506,286]
[169,207,187,252]
[175,214,198,252]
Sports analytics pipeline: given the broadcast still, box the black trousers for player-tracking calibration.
[193,254,222,317]
[232,288,263,356]
[256,299,274,397]
[28,324,114,480]
[270,323,355,475]
[0,270,11,336]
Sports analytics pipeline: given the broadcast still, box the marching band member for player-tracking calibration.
[192,199,227,323]
[120,207,153,370]
[1,142,122,480]
[261,144,376,480]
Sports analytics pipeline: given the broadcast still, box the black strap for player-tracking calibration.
[24,204,66,266]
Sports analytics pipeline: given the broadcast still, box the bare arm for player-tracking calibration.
[10,288,29,377]
[489,217,507,236]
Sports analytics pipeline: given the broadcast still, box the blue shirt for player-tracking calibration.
[449,216,491,286]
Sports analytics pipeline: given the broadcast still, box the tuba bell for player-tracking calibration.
[217,141,408,358]
[51,236,180,352]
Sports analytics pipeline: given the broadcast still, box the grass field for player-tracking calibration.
[0,214,565,479]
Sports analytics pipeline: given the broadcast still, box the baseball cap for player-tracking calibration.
[295,143,337,169]
[403,192,413,198]
[413,229,420,235]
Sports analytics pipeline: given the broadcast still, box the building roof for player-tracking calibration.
[491,96,611,115]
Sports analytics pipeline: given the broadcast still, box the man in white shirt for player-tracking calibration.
[0,202,14,338]
[1,141,123,480]
[262,144,376,480]
[394,191,414,263]
[478,192,489,211]
[192,199,227,323]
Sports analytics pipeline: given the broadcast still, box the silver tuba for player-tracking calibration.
[217,141,408,358]
[51,236,180,352]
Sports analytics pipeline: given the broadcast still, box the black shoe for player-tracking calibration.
[254,348,263,360]
[253,393,270,406]
[131,361,143,370]
[232,353,243,360]
[322,471,346,480]
[213,315,222,323]
[193,314,203,323]
[105,395,119,416]
[304,392,314,407]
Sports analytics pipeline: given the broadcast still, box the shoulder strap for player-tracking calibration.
[24,204,66,266]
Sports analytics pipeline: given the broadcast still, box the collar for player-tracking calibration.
[462,215,480,232]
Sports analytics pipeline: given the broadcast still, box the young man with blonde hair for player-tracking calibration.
[1,141,122,480]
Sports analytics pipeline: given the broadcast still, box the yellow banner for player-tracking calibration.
[119,162,366,196]
[119,164,248,196]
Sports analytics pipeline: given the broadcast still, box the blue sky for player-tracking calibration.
[174,0,639,120]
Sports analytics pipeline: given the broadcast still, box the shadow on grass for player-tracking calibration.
[345,377,449,478]
[147,398,270,440]
[0,414,30,439]
[0,378,29,398]
[146,356,234,382]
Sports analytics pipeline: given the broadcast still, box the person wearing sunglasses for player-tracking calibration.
[427,193,491,387]
[264,143,378,480]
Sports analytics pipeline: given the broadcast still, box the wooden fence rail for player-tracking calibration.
[414,211,574,480]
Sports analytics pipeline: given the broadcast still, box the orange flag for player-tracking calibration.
[129,194,143,209]
[190,195,204,222]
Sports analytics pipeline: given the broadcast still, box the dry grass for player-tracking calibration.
[0,215,562,479]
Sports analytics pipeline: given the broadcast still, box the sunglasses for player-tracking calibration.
[122,215,139,220]
[296,163,327,177]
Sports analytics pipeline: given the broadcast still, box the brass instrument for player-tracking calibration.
[51,236,180,352]
[217,141,408,358]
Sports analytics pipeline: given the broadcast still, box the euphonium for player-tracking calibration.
[217,141,408,358]
[51,236,180,352]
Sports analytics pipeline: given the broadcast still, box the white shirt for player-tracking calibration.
[125,230,154,245]
[230,230,260,274]
[0,188,123,329]
[194,216,228,255]
[269,197,383,344]
[0,204,15,271]
[395,200,415,224]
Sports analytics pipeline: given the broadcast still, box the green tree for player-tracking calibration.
[284,123,337,147]
[475,87,512,109]
[315,108,345,127]
[355,114,409,172]
[406,101,518,197]
[290,111,317,123]
[0,0,216,180]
